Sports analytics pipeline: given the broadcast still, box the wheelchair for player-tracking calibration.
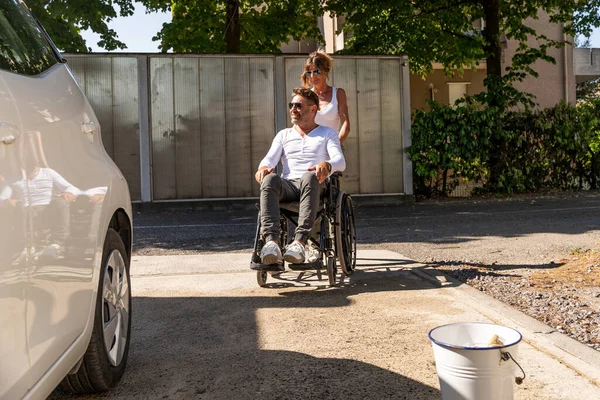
[250,172,357,287]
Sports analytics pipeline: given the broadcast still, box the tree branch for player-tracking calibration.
[441,27,481,43]
[415,0,478,17]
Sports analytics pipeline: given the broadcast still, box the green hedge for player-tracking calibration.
[408,99,600,197]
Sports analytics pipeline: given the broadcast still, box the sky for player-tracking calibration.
[81,4,171,53]
[81,4,600,53]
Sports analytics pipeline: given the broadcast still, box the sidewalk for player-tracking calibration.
[113,249,600,399]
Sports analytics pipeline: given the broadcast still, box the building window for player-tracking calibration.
[448,82,471,107]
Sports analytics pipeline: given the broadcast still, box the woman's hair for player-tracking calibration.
[301,50,333,88]
[292,87,320,110]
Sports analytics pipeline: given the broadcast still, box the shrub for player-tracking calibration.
[409,99,600,197]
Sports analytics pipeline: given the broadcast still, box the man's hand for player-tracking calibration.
[255,167,274,183]
[5,199,20,207]
[308,161,331,184]
[89,194,105,205]
[58,192,77,203]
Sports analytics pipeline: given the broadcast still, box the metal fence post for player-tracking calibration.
[401,56,413,196]
[138,55,152,202]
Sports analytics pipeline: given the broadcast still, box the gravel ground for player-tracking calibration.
[433,251,600,351]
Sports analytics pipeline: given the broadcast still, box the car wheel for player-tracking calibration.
[59,228,131,393]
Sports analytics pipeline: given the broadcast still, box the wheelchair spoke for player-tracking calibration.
[335,193,356,276]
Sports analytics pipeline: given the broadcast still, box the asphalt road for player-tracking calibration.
[133,191,600,267]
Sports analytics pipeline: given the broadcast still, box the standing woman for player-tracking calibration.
[301,51,350,263]
[301,51,350,144]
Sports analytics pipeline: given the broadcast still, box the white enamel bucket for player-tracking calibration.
[428,322,525,400]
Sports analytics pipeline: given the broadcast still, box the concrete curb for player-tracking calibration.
[411,266,600,388]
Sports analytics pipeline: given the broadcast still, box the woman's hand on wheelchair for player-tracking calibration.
[255,167,274,183]
[308,161,331,184]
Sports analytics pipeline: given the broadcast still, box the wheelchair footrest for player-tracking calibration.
[288,260,324,271]
[250,262,284,272]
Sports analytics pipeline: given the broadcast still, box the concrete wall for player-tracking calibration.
[574,48,600,84]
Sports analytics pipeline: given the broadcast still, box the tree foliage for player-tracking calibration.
[143,0,324,53]
[324,0,600,81]
[324,0,599,187]
[577,77,600,103]
[25,0,136,52]
[574,34,600,103]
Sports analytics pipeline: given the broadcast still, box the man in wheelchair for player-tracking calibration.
[253,87,346,266]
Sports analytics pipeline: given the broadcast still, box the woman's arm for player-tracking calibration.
[337,88,351,144]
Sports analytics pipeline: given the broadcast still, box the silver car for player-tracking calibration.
[0,1,133,398]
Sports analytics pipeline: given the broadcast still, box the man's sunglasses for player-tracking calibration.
[288,102,303,110]
[304,69,321,77]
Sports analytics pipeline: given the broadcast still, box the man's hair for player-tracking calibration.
[292,87,320,110]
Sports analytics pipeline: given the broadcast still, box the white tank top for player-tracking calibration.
[315,87,340,133]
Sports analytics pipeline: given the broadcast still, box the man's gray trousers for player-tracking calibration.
[260,172,321,244]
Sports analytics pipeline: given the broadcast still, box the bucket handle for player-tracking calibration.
[500,351,526,385]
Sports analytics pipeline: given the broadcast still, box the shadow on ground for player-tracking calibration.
[50,263,441,399]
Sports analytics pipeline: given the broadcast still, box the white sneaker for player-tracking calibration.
[38,243,63,260]
[260,240,282,265]
[284,241,305,264]
[306,243,321,263]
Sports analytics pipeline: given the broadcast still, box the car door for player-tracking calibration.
[0,0,117,389]
[0,75,30,399]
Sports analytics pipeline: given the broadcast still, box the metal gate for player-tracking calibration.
[66,54,412,202]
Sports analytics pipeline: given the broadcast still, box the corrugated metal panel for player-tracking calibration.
[380,59,403,193]
[82,57,114,157]
[331,58,360,194]
[249,58,276,197]
[112,57,141,201]
[224,58,253,197]
[67,54,410,200]
[174,58,202,198]
[150,58,176,200]
[356,59,383,194]
[67,58,86,92]
[66,56,142,201]
[199,58,227,198]
[284,57,305,127]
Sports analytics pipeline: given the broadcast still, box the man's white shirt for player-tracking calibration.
[259,126,346,180]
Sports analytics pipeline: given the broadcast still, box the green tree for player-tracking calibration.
[575,34,600,103]
[324,0,600,84]
[143,0,324,53]
[325,0,599,188]
[26,0,137,52]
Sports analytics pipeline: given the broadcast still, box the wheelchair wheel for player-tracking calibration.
[335,193,357,276]
[326,255,336,286]
[257,270,268,287]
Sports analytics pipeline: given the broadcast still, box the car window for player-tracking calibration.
[0,0,57,75]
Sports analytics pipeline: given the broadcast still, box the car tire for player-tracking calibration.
[59,228,131,393]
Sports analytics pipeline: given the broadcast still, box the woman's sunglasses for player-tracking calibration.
[304,69,321,77]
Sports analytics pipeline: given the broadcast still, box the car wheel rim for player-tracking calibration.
[102,249,130,366]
